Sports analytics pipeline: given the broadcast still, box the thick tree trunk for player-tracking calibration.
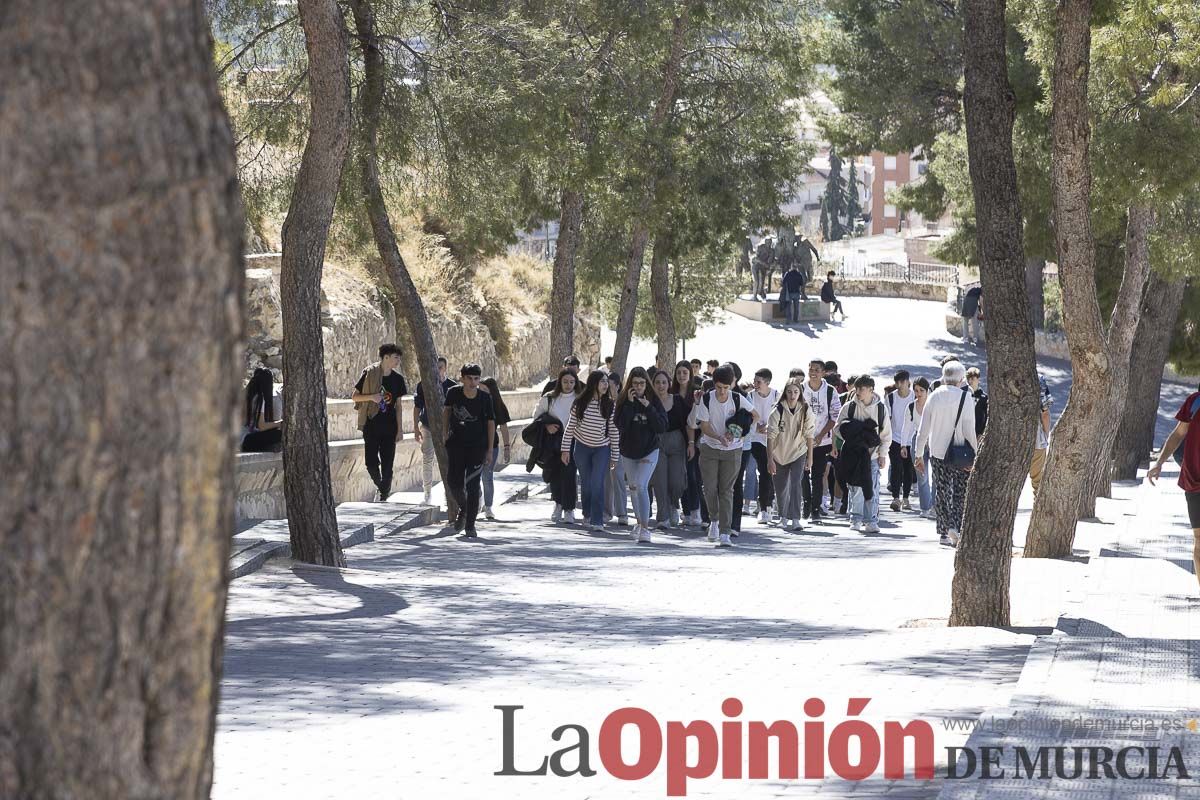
[0,1,243,795]
[1112,273,1187,480]
[350,0,451,502]
[610,9,689,375]
[651,231,677,368]
[279,0,351,567]
[1081,205,1155,512]
[952,0,1039,627]
[549,188,585,375]
[1026,258,1046,329]
[1024,0,1144,559]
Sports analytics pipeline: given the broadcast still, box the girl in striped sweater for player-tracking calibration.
[562,370,621,531]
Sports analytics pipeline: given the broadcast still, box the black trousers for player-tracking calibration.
[749,442,774,509]
[827,452,848,512]
[363,425,398,497]
[543,452,578,511]
[447,445,488,530]
[241,428,282,453]
[731,448,751,532]
[803,444,832,515]
[888,441,915,499]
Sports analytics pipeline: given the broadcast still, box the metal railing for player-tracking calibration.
[836,256,959,286]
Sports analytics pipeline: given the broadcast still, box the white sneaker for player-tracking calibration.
[948,529,960,546]
[630,524,641,541]
[690,511,703,526]
[850,520,863,532]
[758,510,771,523]
[618,516,630,527]
[564,509,576,524]
[718,533,733,547]
[922,508,937,520]
[638,526,653,544]
[792,518,805,531]
[551,503,562,523]
[590,522,605,533]
[483,506,496,521]
[707,522,720,542]
[863,522,881,534]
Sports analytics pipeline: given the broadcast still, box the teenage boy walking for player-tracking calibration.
[836,375,890,533]
[413,356,457,504]
[748,369,779,522]
[802,359,841,521]
[352,343,408,501]
[886,370,916,511]
[443,363,496,538]
[695,365,759,548]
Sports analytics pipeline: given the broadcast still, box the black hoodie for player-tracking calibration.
[616,396,668,459]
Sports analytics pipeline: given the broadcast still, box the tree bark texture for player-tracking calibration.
[1111,272,1187,480]
[350,0,452,499]
[651,231,677,369]
[1026,258,1046,329]
[610,9,689,375]
[1025,0,1125,558]
[1081,205,1155,510]
[280,0,352,567]
[549,187,585,376]
[0,1,244,795]
[952,0,1039,627]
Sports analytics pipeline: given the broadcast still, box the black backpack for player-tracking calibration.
[704,389,754,437]
[845,399,885,431]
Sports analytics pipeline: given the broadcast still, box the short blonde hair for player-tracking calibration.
[966,367,981,380]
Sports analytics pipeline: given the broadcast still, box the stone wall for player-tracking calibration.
[325,388,545,441]
[820,278,955,303]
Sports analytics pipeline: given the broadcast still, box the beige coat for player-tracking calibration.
[767,401,815,465]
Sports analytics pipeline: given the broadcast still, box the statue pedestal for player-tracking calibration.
[726,293,830,323]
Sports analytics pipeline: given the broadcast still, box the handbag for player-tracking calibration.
[944,389,976,470]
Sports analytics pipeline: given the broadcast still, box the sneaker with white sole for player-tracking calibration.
[901,499,912,511]
[483,506,496,521]
[890,499,902,512]
[707,522,720,542]
[948,529,960,546]
[551,503,562,523]
[618,516,630,527]
[863,522,881,534]
[758,510,771,523]
[564,509,576,524]
[670,510,681,528]
[792,518,805,531]
[922,509,937,520]
[850,520,863,532]
[638,527,653,544]
[630,524,641,541]
[718,533,733,547]
[590,522,604,533]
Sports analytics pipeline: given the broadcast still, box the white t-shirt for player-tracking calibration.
[747,388,779,445]
[887,389,915,444]
[802,380,842,447]
[694,391,754,451]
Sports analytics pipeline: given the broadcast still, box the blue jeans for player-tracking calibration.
[744,446,758,505]
[914,445,932,511]
[622,451,660,524]
[482,447,497,507]
[849,459,881,526]
[574,443,610,525]
[783,290,801,322]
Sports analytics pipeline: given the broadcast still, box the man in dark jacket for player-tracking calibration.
[780,265,807,323]
[820,271,846,320]
[961,285,983,345]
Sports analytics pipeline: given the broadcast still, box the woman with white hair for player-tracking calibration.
[914,360,978,546]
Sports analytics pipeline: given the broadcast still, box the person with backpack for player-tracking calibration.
[562,370,621,532]
[915,360,978,546]
[835,375,890,532]
[535,369,581,524]
[1148,386,1200,591]
[615,368,668,543]
[747,369,780,523]
[767,378,815,531]
[801,359,842,522]
[966,367,989,436]
[478,377,511,521]
[351,343,408,502]
[885,370,916,512]
[694,365,759,548]
[900,377,934,517]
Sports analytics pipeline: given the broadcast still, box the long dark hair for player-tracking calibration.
[670,360,693,396]
[618,366,655,410]
[481,376,508,421]
[245,368,274,428]
[573,370,614,419]
[548,368,579,398]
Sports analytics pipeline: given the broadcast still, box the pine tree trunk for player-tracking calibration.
[350,0,451,500]
[280,0,351,567]
[1080,204,1155,511]
[1112,273,1187,480]
[951,0,1039,627]
[610,9,689,375]
[549,187,585,375]
[1026,258,1045,329]
[0,1,243,794]
[1024,0,1149,559]
[651,231,677,368]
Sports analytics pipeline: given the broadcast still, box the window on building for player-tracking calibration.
[884,155,897,170]
[884,204,897,218]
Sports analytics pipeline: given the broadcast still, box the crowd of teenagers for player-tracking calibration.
[242,343,1055,546]
[524,353,1053,548]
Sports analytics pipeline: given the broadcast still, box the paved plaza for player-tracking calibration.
[213,299,1200,799]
